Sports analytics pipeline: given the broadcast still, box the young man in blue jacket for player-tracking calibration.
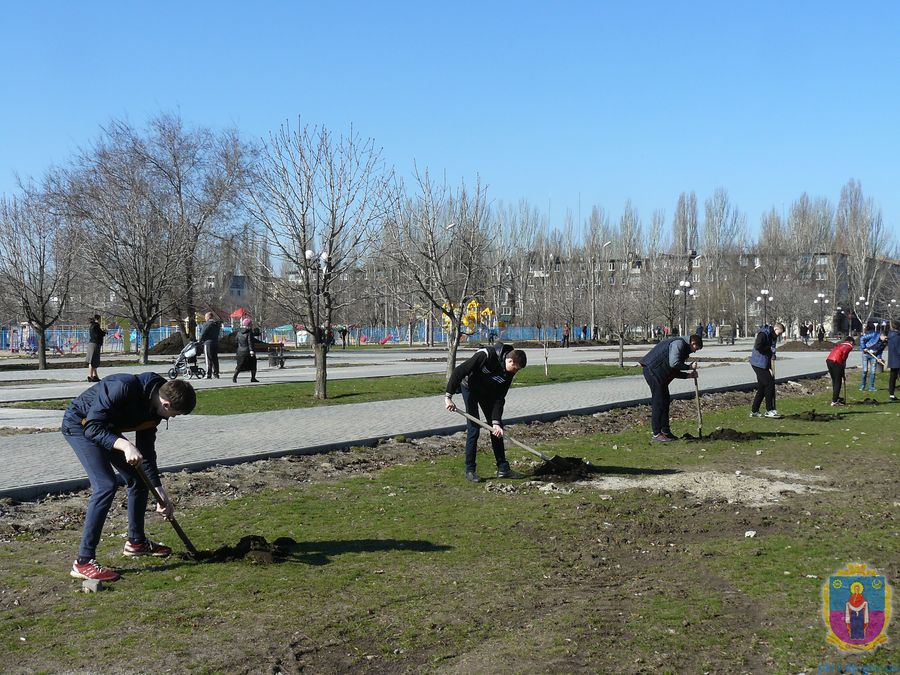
[749,322,785,418]
[888,321,900,401]
[859,322,882,392]
[639,334,702,441]
[445,343,527,482]
[62,373,196,582]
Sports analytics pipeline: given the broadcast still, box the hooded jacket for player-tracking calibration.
[639,337,693,386]
[62,372,167,486]
[198,320,222,344]
[749,325,777,369]
[446,342,515,424]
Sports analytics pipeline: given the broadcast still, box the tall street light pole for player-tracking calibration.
[813,292,829,333]
[675,280,695,337]
[757,289,771,326]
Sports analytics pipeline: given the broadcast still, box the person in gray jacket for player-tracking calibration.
[198,312,222,379]
[638,334,702,442]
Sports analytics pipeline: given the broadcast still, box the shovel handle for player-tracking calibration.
[693,373,703,437]
[453,409,552,462]
[132,464,199,558]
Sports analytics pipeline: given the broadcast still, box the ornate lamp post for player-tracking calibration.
[756,289,772,326]
[674,280,696,337]
[813,292,829,333]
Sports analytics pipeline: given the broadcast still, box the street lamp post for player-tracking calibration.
[855,296,869,331]
[813,292,829,334]
[674,280,696,337]
[305,249,329,342]
[756,289,771,326]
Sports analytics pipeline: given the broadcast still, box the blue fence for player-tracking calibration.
[1,325,184,354]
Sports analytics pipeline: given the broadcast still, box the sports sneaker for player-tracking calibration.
[464,471,481,483]
[763,410,783,419]
[830,401,845,407]
[890,395,897,401]
[496,468,526,479]
[651,433,675,442]
[748,411,762,418]
[71,559,120,582]
[868,387,877,393]
[123,540,172,557]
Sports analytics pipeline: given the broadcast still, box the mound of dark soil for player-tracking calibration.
[682,428,762,441]
[187,534,297,564]
[787,410,840,421]
[148,331,274,356]
[859,398,880,406]
[531,455,597,481]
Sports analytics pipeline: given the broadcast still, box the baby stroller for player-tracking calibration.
[168,340,206,380]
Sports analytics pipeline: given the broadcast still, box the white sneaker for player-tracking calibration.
[748,411,761,418]
[764,410,783,419]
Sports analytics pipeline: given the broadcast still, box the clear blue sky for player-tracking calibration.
[2,1,899,240]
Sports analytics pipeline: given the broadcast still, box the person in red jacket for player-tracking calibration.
[826,336,855,406]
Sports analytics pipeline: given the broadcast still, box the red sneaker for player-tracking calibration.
[123,540,172,557]
[70,559,121,582]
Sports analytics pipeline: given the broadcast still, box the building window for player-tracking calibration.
[608,261,615,272]
[816,272,828,281]
[817,256,828,266]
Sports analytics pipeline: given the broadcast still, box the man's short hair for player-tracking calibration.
[689,335,703,349]
[844,336,855,345]
[204,312,214,321]
[773,322,786,332]
[159,380,197,414]
[508,349,527,368]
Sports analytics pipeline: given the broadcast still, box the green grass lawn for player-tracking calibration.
[2,363,641,415]
[1,376,896,672]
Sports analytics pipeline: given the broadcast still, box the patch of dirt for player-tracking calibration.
[682,428,762,441]
[188,534,298,564]
[531,455,597,480]
[779,340,836,351]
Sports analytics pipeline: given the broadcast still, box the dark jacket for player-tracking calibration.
[888,330,900,369]
[62,373,167,486]
[749,326,777,369]
[89,321,106,346]
[866,336,887,358]
[235,327,256,357]
[639,336,693,386]
[198,320,222,344]
[446,343,515,424]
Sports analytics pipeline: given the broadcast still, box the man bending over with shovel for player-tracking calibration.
[639,334,702,442]
[445,343,527,482]
[63,373,196,582]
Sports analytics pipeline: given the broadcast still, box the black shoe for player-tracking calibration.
[250,378,260,383]
[205,375,212,379]
[232,375,238,383]
[496,468,526,479]
[214,374,220,379]
[465,471,481,483]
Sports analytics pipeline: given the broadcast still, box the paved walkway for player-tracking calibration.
[0,344,830,500]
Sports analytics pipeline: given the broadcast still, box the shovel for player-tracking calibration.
[454,409,552,462]
[132,464,199,559]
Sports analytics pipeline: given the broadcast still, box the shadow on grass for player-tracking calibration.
[279,538,453,566]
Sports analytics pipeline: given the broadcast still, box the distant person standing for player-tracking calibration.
[198,312,222,379]
[825,336,854,406]
[638,334,702,442]
[85,315,106,383]
[749,322,785,419]
[817,324,826,343]
[582,324,588,343]
[799,322,809,345]
[339,326,348,349]
[859,322,881,392]
[887,321,900,401]
[232,318,259,383]
[562,322,570,348]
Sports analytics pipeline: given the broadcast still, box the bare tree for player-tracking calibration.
[382,168,494,378]
[245,121,390,398]
[672,191,698,256]
[55,123,191,363]
[0,187,78,369]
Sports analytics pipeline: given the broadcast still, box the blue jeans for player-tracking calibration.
[63,427,149,560]
[860,354,877,390]
[461,386,509,473]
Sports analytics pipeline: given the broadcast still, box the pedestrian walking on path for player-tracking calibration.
[444,342,527,482]
[825,336,854,405]
[638,334,702,442]
[85,315,106,382]
[233,318,260,383]
[749,322,785,419]
[63,373,196,582]
[198,312,222,379]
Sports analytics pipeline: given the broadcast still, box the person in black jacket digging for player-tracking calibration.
[639,334,702,442]
[444,343,527,482]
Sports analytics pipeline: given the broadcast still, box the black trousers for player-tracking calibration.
[826,360,845,402]
[751,365,775,412]
[461,386,508,473]
[890,368,899,396]
[643,368,672,436]
[203,340,219,377]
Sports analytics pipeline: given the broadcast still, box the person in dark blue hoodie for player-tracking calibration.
[749,322,785,418]
[888,321,900,401]
[859,322,882,392]
[638,334,702,442]
[62,373,196,582]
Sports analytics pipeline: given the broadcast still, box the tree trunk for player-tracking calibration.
[618,333,625,368]
[314,343,328,399]
[37,328,47,370]
[141,329,151,365]
[444,324,460,380]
